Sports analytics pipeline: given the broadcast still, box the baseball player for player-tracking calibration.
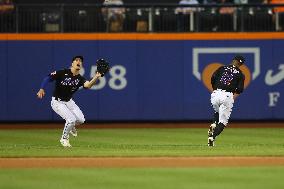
[37,56,109,147]
[208,55,245,147]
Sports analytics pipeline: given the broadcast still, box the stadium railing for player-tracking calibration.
[1,3,284,33]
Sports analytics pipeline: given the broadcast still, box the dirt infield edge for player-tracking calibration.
[1,157,284,168]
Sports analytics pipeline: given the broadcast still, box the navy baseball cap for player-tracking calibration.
[233,55,245,64]
[72,55,84,62]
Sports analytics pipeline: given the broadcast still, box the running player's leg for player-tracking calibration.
[66,99,85,137]
[51,98,77,141]
[213,94,234,139]
[209,91,220,133]
[67,99,85,125]
[211,90,220,123]
[212,105,228,141]
[208,91,220,146]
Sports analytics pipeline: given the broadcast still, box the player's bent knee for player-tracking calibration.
[76,117,85,125]
[66,118,76,126]
[220,121,228,127]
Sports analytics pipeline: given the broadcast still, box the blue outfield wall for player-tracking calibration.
[0,39,283,121]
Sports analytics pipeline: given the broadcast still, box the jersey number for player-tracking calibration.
[220,72,234,85]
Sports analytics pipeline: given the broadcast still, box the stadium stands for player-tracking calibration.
[1,1,284,32]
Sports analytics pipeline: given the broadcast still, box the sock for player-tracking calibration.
[213,112,219,124]
[62,121,75,139]
[213,123,225,139]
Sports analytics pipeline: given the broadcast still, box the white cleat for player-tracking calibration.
[208,123,216,137]
[60,138,72,147]
[70,127,78,137]
[208,137,215,147]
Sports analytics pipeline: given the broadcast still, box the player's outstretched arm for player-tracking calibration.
[84,72,102,89]
[37,75,53,99]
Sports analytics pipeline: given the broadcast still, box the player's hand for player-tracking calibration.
[95,71,102,78]
[37,89,45,99]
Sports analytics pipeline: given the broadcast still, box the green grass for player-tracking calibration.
[0,128,283,189]
[0,167,284,189]
[0,128,283,157]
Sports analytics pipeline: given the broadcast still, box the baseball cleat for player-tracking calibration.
[70,127,77,137]
[60,138,72,147]
[208,123,216,137]
[208,137,215,147]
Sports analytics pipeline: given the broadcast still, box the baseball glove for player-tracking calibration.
[96,58,110,77]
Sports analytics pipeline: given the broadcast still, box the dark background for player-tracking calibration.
[13,0,181,4]
[12,0,267,5]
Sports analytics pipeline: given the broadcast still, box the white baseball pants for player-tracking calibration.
[51,97,85,139]
[210,89,234,126]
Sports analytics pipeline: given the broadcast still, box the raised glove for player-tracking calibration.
[96,58,110,77]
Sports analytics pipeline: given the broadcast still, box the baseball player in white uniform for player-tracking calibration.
[37,56,102,147]
[208,55,245,147]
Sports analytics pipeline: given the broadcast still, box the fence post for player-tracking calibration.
[233,8,237,32]
[15,5,19,33]
[148,6,153,32]
[190,11,194,32]
[60,4,64,33]
[275,12,279,31]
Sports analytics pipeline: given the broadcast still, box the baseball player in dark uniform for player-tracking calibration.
[208,55,245,147]
[37,56,102,147]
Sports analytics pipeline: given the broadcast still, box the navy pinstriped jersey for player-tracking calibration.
[211,65,245,94]
[49,69,86,101]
